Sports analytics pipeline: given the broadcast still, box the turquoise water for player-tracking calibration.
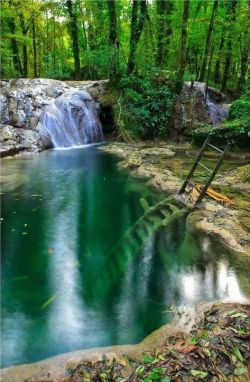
[1,147,249,367]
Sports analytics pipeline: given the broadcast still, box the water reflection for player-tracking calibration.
[1,148,249,367]
[1,313,30,366]
[46,178,87,347]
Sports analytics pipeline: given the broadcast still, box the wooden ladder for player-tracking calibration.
[178,135,231,206]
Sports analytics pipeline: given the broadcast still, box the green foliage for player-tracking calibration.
[229,91,250,123]
[193,90,250,147]
[1,0,250,142]
[192,120,250,146]
[1,0,249,96]
[113,69,178,139]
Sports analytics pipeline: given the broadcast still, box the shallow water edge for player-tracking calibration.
[3,146,250,382]
[1,300,249,382]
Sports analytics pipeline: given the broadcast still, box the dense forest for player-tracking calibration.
[1,3,250,380]
[1,0,249,93]
[1,0,250,141]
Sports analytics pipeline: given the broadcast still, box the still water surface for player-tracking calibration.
[1,147,249,367]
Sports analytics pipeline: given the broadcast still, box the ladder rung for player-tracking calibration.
[207,143,223,153]
[197,161,213,173]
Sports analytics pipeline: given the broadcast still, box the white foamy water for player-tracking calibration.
[38,90,103,148]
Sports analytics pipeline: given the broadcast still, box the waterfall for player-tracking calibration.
[38,90,103,148]
[191,82,229,125]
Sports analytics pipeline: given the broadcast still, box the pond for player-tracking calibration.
[1,147,249,368]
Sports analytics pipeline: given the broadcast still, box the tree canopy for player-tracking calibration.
[1,0,249,96]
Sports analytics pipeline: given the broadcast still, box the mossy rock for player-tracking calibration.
[192,119,250,147]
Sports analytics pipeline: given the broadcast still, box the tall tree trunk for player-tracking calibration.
[199,0,219,82]
[77,0,88,51]
[221,39,232,92]
[8,1,23,76]
[127,0,148,75]
[237,45,249,95]
[107,0,119,78]
[18,12,28,77]
[205,47,214,100]
[178,0,190,84]
[53,17,56,72]
[66,0,81,80]
[214,35,224,84]
[85,7,94,50]
[32,16,37,77]
[156,0,173,67]
[237,3,250,95]
[221,0,238,92]
[44,10,49,75]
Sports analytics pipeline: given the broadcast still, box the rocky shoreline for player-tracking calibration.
[1,80,249,382]
[1,144,249,381]
[1,302,249,382]
[98,142,250,257]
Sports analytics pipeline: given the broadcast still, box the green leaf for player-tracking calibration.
[152,367,164,374]
[161,378,170,382]
[191,336,199,344]
[157,353,165,361]
[136,366,145,376]
[233,347,244,362]
[190,369,208,378]
[143,355,155,363]
[234,367,247,376]
[202,347,211,357]
[149,371,161,380]
[140,198,150,212]
[41,294,57,309]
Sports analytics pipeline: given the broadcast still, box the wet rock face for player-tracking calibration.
[0,78,109,156]
[0,124,45,156]
[0,124,43,156]
[0,79,68,129]
[173,81,229,134]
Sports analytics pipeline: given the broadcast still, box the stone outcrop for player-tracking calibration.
[0,124,43,156]
[0,78,109,156]
[0,79,230,155]
[173,81,229,134]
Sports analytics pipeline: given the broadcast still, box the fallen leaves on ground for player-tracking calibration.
[63,303,250,382]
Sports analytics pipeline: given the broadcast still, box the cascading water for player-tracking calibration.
[38,90,104,148]
[191,82,229,124]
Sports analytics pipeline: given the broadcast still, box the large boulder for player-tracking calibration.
[0,124,44,156]
[0,78,109,156]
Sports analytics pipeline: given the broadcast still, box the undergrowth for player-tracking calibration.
[192,91,250,147]
[112,68,178,141]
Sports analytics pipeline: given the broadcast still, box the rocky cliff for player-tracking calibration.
[0,78,109,156]
[0,79,230,156]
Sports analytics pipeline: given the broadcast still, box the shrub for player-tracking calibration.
[229,91,250,122]
[112,68,178,140]
[192,120,250,147]
[192,91,250,147]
